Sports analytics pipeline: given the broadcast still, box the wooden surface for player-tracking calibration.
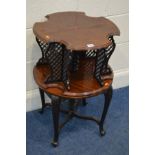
[33,11,120,50]
[33,58,113,99]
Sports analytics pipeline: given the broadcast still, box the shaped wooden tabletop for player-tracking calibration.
[33,11,120,51]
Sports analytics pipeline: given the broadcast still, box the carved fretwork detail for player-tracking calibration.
[85,49,97,58]
[94,36,116,86]
[94,48,105,86]
[70,50,97,72]
[36,38,71,90]
[69,37,115,87]
[36,38,49,65]
[101,36,116,75]
[62,48,71,90]
[70,52,80,72]
[36,36,116,89]
[45,43,63,82]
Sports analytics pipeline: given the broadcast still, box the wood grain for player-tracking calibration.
[33,58,113,99]
[33,11,120,50]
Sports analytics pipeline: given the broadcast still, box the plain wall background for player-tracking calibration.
[26,0,129,111]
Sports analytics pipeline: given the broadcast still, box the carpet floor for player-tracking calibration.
[26,86,129,155]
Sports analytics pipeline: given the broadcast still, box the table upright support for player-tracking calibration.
[62,48,71,90]
[99,86,113,136]
[82,98,87,106]
[51,96,61,147]
[39,88,46,113]
[94,48,105,86]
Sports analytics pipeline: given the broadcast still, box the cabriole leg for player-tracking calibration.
[99,86,113,136]
[39,88,45,114]
[51,96,61,147]
[82,98,87,106]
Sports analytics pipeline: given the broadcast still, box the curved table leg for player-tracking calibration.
[51,96,61,147]
[99,86,113,136]
[39,88,46,114]
[82,98,87,106]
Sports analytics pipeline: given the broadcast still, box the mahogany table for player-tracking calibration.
[33,11,120,147]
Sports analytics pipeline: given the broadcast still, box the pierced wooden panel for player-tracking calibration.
[36,39,71,90]
[101,37,116,75]
[36,38,49,65]
[69,37,115,87]
[45,43,63,82]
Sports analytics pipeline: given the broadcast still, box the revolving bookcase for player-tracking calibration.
[33,11,120,147]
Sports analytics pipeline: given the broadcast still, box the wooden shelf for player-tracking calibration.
[33,58,113,99]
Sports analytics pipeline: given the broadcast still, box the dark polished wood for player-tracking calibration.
[82,98,87,106]
[39,88,46,113]
[32,12,119,147]
[35,62,114,147]
[33,58,113,99]
[39,85,113,147]
[51,96,61,147]
[99,86,113,136]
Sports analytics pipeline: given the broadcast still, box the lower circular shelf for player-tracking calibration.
[33,61,113,99]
